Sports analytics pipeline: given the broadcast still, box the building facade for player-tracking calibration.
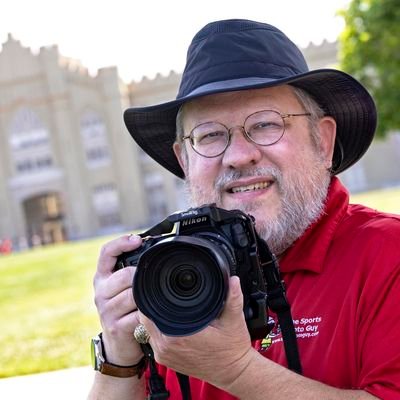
[0,35,399,248]
[0,35,151,246]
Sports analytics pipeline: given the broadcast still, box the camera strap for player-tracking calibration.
[140,343,191,400]
[140,343,170,399]
[257,238,302,375]
[139,219,174,238]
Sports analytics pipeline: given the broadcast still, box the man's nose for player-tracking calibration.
[222,126,263,168]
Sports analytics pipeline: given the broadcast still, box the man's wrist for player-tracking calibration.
[91,333,147,378]
[101,331,144,366]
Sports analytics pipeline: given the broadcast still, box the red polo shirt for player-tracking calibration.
[148,177,400,399]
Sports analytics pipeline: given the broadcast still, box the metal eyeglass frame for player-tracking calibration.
[182,109,311,158]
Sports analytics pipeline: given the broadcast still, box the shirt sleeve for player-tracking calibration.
[357,222,400,399]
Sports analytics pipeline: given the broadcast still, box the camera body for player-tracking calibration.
[116,204,272,339]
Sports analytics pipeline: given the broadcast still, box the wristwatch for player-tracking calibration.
[91,333,147,378]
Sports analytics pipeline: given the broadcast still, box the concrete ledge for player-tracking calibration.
[0,366,94,399]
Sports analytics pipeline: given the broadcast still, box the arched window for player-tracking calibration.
[80,111,111,168]
[144,173,168,224]
[92,183,121,229]
[9,108,53,174]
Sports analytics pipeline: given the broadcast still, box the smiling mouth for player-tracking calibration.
[230,181,272,193]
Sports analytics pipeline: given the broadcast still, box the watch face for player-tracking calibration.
[91,336,103,370]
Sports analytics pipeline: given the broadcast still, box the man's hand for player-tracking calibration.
[140,275,254,388]
[93,234,144,366]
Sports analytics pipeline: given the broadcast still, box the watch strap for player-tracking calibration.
[99,356,147,378]
[93,333,148,378]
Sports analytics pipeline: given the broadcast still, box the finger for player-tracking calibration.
[98,266,136,299]
[101,311,144,364]
[96,234,142,276]
[101,285,137,320]
[105,308,142,337]
[221,276,244,321]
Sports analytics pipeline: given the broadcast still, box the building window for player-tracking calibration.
[98,213,121,227]
[175,178,189,211]
[80,111,111,168]
[92,183,121,229]
[9,108,54,175]
[144,173,168,223]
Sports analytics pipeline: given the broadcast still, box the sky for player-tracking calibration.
[0,0,350,83]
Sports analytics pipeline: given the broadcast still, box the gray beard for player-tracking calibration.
[183,164,330,255]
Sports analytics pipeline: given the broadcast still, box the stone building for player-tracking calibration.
[0,35,399,248]
[0,35,150,246]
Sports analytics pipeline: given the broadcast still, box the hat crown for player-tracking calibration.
[178,19,309,99]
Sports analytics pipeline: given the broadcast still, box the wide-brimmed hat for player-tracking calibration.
[124,19,377,179]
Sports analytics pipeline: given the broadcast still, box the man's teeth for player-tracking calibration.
[231,182,271,193]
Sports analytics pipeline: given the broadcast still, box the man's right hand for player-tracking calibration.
[93,234,144,366]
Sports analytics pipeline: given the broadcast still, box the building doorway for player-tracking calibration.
[23,192,66,246]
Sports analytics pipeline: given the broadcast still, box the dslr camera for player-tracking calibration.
[116,204,273,339]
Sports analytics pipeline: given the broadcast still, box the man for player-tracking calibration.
[89,19,400,399]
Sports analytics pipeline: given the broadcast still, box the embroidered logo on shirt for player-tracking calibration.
[258,315,322,352]
[259,317,280,351]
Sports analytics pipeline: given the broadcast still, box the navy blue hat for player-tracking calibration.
[124,19,377,178]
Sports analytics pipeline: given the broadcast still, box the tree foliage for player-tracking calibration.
[339,0,400,137]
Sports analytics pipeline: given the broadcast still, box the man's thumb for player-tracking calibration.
[224,275,244,317]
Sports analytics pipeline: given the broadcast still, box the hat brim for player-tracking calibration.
[124,68,377,179]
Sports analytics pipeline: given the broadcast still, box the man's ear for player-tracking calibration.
[173,142,187,173]
[318,116,337,170]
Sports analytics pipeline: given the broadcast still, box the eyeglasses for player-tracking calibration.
[183,109,311,158]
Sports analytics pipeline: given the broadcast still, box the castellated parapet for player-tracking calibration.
[301,39,339,70]
[128,70,182,107]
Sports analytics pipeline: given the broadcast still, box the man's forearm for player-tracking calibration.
[223,350,378,400]
[88,372,146,400]
[88,353,379,400]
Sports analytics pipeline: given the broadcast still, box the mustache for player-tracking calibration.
[214,166,282,191]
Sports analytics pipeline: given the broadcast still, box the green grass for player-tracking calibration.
[0,186,399,378]
[350,186,400,214]
[0,236,113,378]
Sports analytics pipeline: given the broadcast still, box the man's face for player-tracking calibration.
[174,85,336,254]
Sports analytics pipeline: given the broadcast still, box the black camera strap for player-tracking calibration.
[176,372,192,400]
[257,238,302,375]
[139,219,174,238]
[140,343,170,399]
[140,343,191,400]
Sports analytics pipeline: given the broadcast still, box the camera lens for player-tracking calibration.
[133,236,231,336]
[172,266,199,296]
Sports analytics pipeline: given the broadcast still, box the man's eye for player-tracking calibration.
[198,131,225,143]
[253,121,278,129]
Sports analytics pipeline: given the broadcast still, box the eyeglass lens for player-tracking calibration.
[190,110,286,157]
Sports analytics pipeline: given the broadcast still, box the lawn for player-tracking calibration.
[0,186,399,378]
[0,236,111,378]
[350,186,400,214]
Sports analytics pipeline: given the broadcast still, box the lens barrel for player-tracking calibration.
[133,236,231,336]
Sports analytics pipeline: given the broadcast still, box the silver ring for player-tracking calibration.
[134,324,150,344]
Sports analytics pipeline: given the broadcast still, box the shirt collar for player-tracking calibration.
[279,177,349,274]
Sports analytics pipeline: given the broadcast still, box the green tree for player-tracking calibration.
[339,0,400,137]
